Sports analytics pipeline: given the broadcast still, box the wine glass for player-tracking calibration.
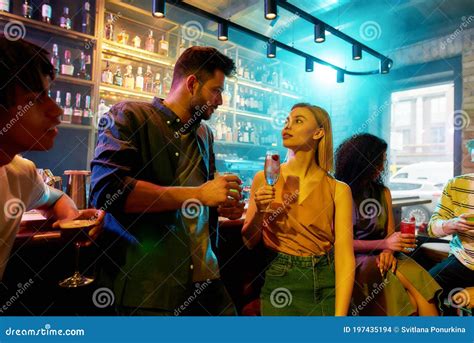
[263,150,280,212]
[58,219,97,288]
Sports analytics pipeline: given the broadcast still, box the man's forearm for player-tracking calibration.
[38,193,79,220]
[124,180,200,213]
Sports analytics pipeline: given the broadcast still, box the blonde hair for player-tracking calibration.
[291,103,334,173]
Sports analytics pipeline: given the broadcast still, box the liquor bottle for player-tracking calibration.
[135,67,144,91]
[152,72,162,94]
[104,13,114,40]
[0,0,9,12]
[132,35,141,49]
[50,44,60,75]
[145,30,155,52]
[60,7,72,30]
[81,1,92,35]
[22,1,33,18]
[237,59,244,77]
[55,91,61,107]
[222,85,231,107]
[72,93,83,125]
[271,70,279,87]
[163,72,172,94]
[250,64,255,81]
[158,35,169,57]
[77,52,89,79]
[215,116,223,141]
[117,28,129,45]
[82,95,92,126]
[243,65,250,79]
[143,66,153,92]
[113,66,123,87]
[237,122,243,143]
[102,61,113,84]
[178,39,187,56]
[62,92,73,123]
[124,65,134,89]
[41,0,52,24]
[98,99,110,118]
[249,122,255,143]
[60,50,74,76]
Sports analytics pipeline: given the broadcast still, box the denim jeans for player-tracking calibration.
[260,250,335,316]
[429,254,474,314]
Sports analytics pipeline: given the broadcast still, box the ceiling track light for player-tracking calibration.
[314,22,325,43]
[305,57,314,72]
[337,70,345,83]
[152,0,166,18]
[169,0,392,77]
[380,58,391,74]
[352,44,362,60]
[218,22,228,41]
[267,41,276,58]
[264,0,277,20]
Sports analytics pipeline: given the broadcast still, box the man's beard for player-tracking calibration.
[189,94,213,121]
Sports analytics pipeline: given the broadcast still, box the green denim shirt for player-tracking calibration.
[90,97,219,310]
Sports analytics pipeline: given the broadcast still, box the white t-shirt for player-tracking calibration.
[0,156,50,280]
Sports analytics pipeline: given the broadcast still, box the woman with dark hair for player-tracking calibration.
[335,133,441,316]
[242,103,355,316]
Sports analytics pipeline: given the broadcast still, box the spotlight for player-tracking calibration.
[267,41,276,58]
[305,57,314,72]
[314,22,325,43]
[380,58,391,74]
[337,70,344,83]
[218,22,228,41]
[352,44,362,60]
[264,0,277,20]
[152,0,165,18]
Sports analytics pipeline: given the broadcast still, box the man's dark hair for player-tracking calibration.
[0,35,55,109]
[171,46,235,89]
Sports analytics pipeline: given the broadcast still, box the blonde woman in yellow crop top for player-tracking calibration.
[242,103,355,316]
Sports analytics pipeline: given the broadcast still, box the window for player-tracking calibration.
[388,182,422,191]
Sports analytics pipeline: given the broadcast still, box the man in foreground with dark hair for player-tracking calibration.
[0,36,104,284]
[90,46,245,315]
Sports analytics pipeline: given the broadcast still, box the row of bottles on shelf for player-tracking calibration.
[105,13,175,57]
[102,61,172,95]
[50,44,92,79]
[53,90,93,126]
[234,57,301,94]
[235,86,279,114]
[0,1,93,35]
[212,115,279,146]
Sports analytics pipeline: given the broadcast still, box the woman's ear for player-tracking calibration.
[313,128,325,140]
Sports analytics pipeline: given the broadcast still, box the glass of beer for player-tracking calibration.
[58,219,97,288]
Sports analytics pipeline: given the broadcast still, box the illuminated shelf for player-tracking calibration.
[0,12,96,42]
[56,75,95,87]
[232,78,301,99]
[99,83,165,101]
[215,141,283,150]
[102,40,175,69]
